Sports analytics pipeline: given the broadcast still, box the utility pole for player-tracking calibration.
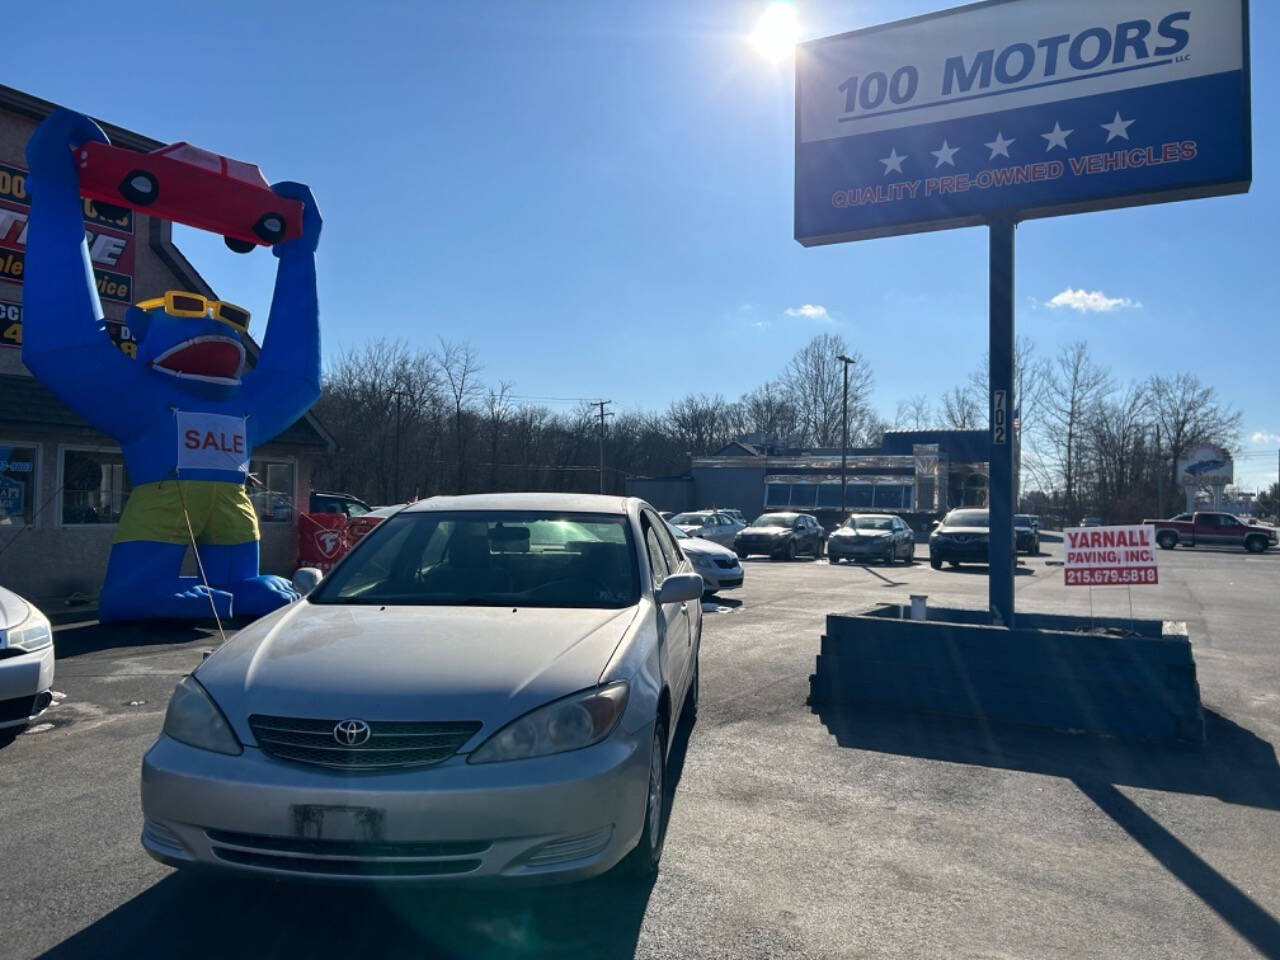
[595,400,613,494]
[1155,423,1164,518]
[836,355,855,518]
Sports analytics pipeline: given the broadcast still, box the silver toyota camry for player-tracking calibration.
[141,493,703,884]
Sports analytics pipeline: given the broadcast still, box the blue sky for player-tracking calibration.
[10,0,1278,486]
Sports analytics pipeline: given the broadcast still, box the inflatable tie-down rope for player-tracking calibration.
[23,109,321,621]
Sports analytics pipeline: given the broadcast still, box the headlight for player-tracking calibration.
[162,676,242,756]
[689,554,714,569]
[469,682,629,764]
[6,607,52,652]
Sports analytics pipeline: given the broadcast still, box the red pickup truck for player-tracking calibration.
[1145,512,1278,553]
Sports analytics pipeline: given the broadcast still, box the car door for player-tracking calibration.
[642,511,691,710]
[712,514,736,547]
[891,517,906,558]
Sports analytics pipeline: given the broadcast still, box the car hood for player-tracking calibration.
[195,601,639,745]
[739,526,789,536]
[934,526,989,536]
[0,586,31,631]
[680,536,736,558]
[831,528,889,538]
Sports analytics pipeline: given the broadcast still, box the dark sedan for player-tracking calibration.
[929,508,991,569]
[1014,514,1040,555]
[734,512,825,561]
[827,514,915,564]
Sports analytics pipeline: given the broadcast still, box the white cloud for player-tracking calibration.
[1042,288,1141,313]
[1250,431,1280,445]
[785,303,829,320]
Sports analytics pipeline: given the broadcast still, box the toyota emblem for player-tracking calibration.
[334,719,371,747]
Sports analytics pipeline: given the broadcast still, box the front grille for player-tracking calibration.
[205,829,489,859]
[0,694,36,724]
[713,557,737,569]
[717,578,743,589]
[248,715,481,772]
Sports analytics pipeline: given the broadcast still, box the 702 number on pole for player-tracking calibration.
[992,390,1007,446]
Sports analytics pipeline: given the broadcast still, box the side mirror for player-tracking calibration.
[292,567,324,595]
[657,573,704,604]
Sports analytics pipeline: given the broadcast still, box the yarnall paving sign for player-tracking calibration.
[1064,524,1159,587]
[795,0,1250,244]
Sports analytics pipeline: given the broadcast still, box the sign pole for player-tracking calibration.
[988,219,1016,627]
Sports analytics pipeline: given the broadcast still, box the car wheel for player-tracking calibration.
[930,557,942,570]
[224,236,256,254]
[813,539,824,559]
[254,212,288,244]
[1245,535,1268,554]
[1157,531,1178,550]
[949,561,961,568]
[686,654,699,722]
[118,169,158,206]
[619,718,668,884]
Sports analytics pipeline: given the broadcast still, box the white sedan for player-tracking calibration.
[668,522,743,598]
[0,587,55,731]
[669,511,745,548]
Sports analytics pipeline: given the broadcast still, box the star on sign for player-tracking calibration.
[1101,111,1136,142]
[931,139,960,167]
[1041,121,1073,152]
[985,131,1015,159]
[880,147,908,176]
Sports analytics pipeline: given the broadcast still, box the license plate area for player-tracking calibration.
[291,804,386,842]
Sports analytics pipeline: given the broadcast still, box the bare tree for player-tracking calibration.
[434,339,484,494]
[1147,372,1243,501]
[666,394,733,456]
[482,381,514,491]
[894,394,934,430]
[783,334,874,448]
[939,384,982,429]
[1042,341,1113,523]
[737,379,800,445]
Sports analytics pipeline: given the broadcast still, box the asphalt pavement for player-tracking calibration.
[3,539,1280,959]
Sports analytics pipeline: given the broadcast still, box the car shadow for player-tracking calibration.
[812,704,1280,957]
[926,563,1035,576]
[52,620,228,661]
[704,596,743,610]
[39,713,697,960]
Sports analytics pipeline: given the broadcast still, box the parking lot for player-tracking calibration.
[4,539,1280,960]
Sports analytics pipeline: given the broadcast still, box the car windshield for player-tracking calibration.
[752,514,794,527]
[309,510,639,608]
[671,513,709,525]
[1014,516,1033,528]
[846,516,893,530]
[945,510,990,527]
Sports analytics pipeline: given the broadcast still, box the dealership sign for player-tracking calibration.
[795,0,1251,244]
[0,161,135,302]
[1064,524,1158,586]
[1176,441,1233,486]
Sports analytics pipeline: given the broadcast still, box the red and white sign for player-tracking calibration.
[1064,524,1159,587]
[175,411,249,476]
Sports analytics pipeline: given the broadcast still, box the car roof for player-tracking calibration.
[403,492,634,515]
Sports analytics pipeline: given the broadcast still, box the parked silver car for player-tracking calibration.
[667,522,743,597]
[141,494,702,885]
[669,510,745,548]
[0,586,55,731]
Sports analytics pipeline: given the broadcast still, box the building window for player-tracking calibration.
[790,484,817,509]
[874,484,909,509]
[817,484,842,509]
[61,448,130,525]
[764,483,791,508]
[248,459,295,523]
[0,444,36,526]
[849,483,874,508]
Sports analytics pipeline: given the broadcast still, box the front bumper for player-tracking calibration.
[734,537,788,556]
[0,644,55,729]
[929,539,990,563]
[692,561,744,592]
[140,723,652,885]
[827,537,893,560]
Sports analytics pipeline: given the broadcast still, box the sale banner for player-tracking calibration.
[1064,524,1159,587]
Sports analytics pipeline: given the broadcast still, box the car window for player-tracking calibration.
[1220,515,1242,526]
[644,523,671,588]
[651,513,682,571]
[346,502,370,517]
[310,510,639,609]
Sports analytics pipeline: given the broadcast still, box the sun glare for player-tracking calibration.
[750,1,799,63]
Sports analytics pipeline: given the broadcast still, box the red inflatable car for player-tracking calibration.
[76,141,303,252]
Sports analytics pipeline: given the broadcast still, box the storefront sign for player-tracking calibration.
[0,474,23,519]
[0,161,136,302]
[1064,523,1158,586]
[0,295,138,356]
[796,0,1251,244]
[1176,442,1233,485]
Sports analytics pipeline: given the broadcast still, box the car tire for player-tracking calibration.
[1157,531,1178,550]
[1245,535,1269,554]
[224,236,256,254]
[813,539,824,559]
[784,540,796,562]
[930,557,942,570]
[618,718,668,884]
[118,169,158,206]
[254,212,288,245]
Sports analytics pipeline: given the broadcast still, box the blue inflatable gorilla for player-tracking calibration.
[23,109,321,622]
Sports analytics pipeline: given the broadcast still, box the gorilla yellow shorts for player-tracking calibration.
[114,480,260,546]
